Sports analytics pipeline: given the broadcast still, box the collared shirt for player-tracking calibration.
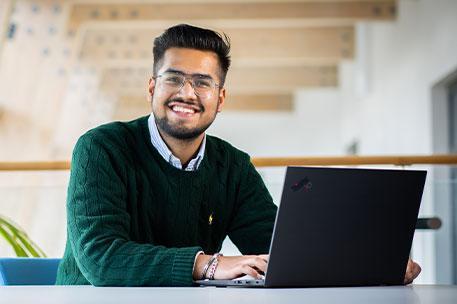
[147,114,206,171]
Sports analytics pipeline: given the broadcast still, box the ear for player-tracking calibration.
[148,77,156,102]
[217,88,226,113]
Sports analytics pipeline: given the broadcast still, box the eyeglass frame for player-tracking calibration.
[152,70,223,98]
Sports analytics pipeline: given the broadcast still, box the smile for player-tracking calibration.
[172,105,195,114]
[167,101,202,116]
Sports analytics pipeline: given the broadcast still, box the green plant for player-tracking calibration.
[0,215,46,257]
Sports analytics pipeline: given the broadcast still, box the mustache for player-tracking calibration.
[165,98,205,112]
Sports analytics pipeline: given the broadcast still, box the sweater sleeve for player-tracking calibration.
[227,157,278,255]
[67,133,201,286]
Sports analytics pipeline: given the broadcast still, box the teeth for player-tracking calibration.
[172,105,195,114]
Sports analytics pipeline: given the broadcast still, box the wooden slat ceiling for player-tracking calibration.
[100,65,337,95]
[68,1,396,33]
[79,26,354,63]
[66,0,396,115]
[223,93,294,112]
[0,0,14,59]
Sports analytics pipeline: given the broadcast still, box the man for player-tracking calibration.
[56,24,421,286]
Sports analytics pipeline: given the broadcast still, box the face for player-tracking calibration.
[148,48,225,140]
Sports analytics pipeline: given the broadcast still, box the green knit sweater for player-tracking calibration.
[55,116,277,286]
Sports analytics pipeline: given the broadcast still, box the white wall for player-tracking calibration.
[211,0,457,159]
[210,88,344,157]
[342,0,457,156]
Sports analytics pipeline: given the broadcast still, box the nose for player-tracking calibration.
[177,78,197,99]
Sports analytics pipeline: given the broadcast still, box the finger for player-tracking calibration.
[411,262,421,280]
[404,260,413,284]
[241,264,262,279]
[258,254,269,262]
[404,270,414,284]
[248,256,268,273]
[404,260,421,284]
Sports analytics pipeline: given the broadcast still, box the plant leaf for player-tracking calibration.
[11,230,43,257]
[0,223,29,257]
[0,215,47,257]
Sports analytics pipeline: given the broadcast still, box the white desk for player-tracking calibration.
[0,285,456,304]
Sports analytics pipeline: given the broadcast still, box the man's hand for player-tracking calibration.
[193,254,268,280]
[213,255,269,280]
[404,258,421,284]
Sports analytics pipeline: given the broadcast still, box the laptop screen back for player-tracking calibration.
[265,167,426,287]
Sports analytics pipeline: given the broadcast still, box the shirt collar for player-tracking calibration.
[147,114,206,171]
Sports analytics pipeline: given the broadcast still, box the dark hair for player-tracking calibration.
[153,24,231,86]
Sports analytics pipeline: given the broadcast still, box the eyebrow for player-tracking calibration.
[164,68,213,79]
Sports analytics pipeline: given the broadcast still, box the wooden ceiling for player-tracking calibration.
[0,0,397,122]
[66,0,396,116]
[68,1,396,33]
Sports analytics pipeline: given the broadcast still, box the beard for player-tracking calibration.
[154,97,218,140]
[155,115,213,140]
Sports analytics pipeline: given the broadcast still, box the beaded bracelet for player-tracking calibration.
[201,253,221,280]
[206,253,223,280]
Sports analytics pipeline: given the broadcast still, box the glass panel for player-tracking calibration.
[224,164,456,284]
[0,164,455,285]
[0,171,69,257]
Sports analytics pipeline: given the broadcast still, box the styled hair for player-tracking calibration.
[153,24,231,86]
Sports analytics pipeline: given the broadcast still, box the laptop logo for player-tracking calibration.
[291,177,312,192]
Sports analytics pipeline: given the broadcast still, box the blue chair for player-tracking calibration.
[0,258,61,285]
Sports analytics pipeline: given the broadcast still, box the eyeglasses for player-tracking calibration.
[154,72,221,98]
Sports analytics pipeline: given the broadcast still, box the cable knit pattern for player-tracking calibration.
[55,116,277,286]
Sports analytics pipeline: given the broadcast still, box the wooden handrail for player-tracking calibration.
[0,161,70,171]
[0,155,456,171]
[252,155,457,167]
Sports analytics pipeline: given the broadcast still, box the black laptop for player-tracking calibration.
[196,166,427,288]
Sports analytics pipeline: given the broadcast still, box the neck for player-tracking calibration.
[157,129,204,167]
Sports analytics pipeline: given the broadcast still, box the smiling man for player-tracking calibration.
[55,24,421,286]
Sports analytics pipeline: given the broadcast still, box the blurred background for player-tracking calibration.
[0,0,456,285]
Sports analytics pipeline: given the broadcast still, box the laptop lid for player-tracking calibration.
[264,166,426,287]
